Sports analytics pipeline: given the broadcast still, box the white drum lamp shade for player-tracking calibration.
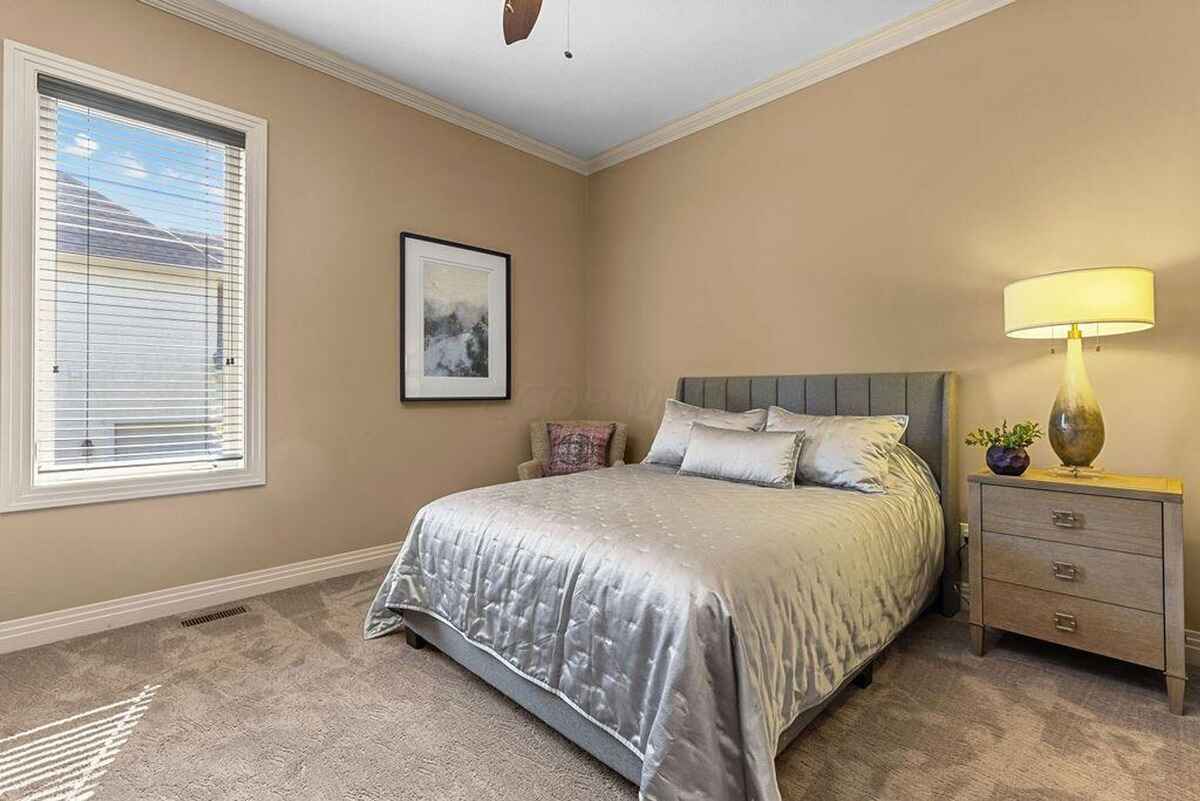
[1004,266,1155,340]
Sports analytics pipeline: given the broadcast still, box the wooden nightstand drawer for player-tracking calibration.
[981,484,1162,556]
[981,579,1164,670]
[981,531,1163,613]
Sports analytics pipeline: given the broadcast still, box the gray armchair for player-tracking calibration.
[518,420,628,480]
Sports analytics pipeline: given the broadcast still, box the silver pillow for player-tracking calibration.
[765,407,908,493]
[643,399,767,467]
[678,424,804,488]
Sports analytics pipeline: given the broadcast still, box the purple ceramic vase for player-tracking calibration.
[986,445,1030,477]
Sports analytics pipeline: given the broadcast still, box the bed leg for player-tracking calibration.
[937,583,961,618]
[852,661,874,689]
[404,627,427,650]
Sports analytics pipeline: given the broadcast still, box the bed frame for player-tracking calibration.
[404,371,959,785]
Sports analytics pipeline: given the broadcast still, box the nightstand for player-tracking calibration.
[967,468,1186,714]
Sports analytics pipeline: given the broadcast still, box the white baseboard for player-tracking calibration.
[960,581,1200,675]
[5,559,1194,674]
[0,541,402,655]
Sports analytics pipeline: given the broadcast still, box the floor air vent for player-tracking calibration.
[180,605,248,627]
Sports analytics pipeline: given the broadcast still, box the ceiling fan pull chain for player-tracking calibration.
[564,0,574,59]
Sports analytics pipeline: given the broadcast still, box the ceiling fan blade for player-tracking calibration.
[503,0,543,45]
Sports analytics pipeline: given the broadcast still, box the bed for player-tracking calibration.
[366,371,959,801]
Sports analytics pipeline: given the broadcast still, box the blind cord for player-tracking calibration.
[83,110,93,461]
[51,101,61,379]
[204,148,212,457]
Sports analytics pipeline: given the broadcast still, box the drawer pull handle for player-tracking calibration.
[1051,561,1078,581]
[1051,510,1080,528]
[1053,612,1077,633]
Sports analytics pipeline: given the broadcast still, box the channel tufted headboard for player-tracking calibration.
[675,371,960,616]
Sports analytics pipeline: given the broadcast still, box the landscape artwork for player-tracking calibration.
[422,260,489,378]
[401,232,510,401]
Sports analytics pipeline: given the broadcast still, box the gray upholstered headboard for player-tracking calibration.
[675,371,960,616]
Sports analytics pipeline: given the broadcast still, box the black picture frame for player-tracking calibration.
[399,232,512,402]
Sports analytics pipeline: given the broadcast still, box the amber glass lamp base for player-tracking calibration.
[1048,326,1105,470]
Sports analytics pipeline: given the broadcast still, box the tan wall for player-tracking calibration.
[4,0,1199,633]
[0,0,588,621]
[584,0,1200,626]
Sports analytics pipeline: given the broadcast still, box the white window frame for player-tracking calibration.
[1,41,267,512]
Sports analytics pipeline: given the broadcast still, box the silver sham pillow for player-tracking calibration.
[678,424,804,488]
[765,407,909,493]
[643,399,767,467]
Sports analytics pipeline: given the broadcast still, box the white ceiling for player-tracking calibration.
[212,0,944,160]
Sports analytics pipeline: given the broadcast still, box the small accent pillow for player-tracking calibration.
[679,424,804,488]
[643,399,767,467]
[765,407,908,493]
[546,422,616,476]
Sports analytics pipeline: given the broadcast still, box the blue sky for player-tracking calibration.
[55,104,232,237]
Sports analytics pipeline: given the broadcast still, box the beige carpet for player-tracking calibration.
[1,571,1196,801]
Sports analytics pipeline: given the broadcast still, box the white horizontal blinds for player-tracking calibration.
[35,78,247,475]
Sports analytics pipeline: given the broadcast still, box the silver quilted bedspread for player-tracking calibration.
[365,447,942,801]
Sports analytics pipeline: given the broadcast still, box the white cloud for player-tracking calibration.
[63,132,99,158]
[163,166,227,198]
[117,152,148,180]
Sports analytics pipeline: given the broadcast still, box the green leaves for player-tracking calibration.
[964,419,1044,449]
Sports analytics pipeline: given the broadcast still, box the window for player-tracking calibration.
[2,43,266,511]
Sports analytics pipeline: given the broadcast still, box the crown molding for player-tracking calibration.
[584,0,1014,174]
[137,0,588,175]
[141,0,1012,177]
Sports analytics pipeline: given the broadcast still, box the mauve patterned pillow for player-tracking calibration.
[545,422,616,476]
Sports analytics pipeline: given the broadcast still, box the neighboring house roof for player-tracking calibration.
[54,171,225,270]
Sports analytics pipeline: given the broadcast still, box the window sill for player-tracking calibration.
[1,464,265,513]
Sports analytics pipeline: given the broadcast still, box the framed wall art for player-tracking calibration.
[400,233,511,401]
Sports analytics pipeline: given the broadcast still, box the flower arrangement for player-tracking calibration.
[965,419,1042,476]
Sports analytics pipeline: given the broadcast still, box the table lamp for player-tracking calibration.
[1003,266,1155,474]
